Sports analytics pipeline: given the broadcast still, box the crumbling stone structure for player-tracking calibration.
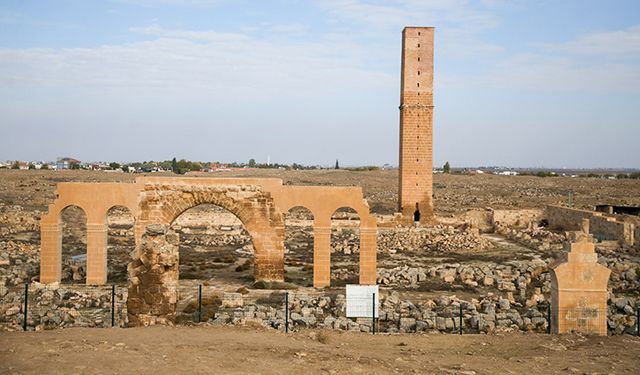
[550,236,611,336]
[399,26,434,223]
[127,224,179,326]
[40,177,377,290]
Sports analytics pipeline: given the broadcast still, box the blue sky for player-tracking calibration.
[0,0,638,168]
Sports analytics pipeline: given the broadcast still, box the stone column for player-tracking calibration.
[359,226,378,285]
[40,222,62,283]
[253,235,285,282]
[86,223,108,285]
[550,238,611,336]
[313,225,331,288]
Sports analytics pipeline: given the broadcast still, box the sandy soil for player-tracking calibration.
[1,326,639,375]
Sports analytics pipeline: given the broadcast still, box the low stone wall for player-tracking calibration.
[590,215,634,244]
[463,208,544,232]
[545,206,595,231]
[492,209,544,228]
[545,206,636,247]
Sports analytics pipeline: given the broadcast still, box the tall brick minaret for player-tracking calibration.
[399,26,434,224]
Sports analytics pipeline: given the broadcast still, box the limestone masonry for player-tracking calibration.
[39,177,378,290]
[399,27,434,223]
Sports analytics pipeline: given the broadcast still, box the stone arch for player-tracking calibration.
[172,202,255,283]
[136,184,285,282]
[284,206,315,286]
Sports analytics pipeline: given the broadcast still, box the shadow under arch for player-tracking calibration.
[59,204,87,284]
[284,205,315,287]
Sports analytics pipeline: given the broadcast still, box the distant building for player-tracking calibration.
[56,157,81,170]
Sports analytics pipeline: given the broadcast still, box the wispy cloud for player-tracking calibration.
[460,25,640,92]
[537,25,640,57]
[315,0,503,59]
[0,25,392,94]
[129,24,251,42]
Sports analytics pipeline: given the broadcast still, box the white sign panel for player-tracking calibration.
[346,285,379,318]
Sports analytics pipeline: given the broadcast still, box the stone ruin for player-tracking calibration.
[127,224,179,326]
[38,177,378,325]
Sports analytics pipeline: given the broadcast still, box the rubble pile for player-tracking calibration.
[598,252,640,294]
[376,257,550,299]
[0,240,39,286]
[495,224,565,252]
[205,291,639,335]
[0,204,40,238]
[377,226,495,254]
[207,291,550,334]
[0,282,127,331]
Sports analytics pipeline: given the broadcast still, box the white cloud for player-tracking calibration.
[537,25,640,57]
[475,53,640,92]
[129,24,251,42]
[0,25,393,94]
[445,25,640,92]
[315,0,503,59]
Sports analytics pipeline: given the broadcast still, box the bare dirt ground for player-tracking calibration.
[2,326,639,375]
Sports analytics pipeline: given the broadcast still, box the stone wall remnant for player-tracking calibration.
[127,224,179,326]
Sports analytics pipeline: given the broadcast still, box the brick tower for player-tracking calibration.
[399,26,434,224]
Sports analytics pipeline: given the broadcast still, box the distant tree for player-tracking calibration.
[28,163,36,170]
[171,157,178,173]
[41,163,49,170]
[70,161,80,170]
[335,159,339,169]
[443,161,451,174]
[109,162,120,170]
[11,161,20,169]
[248,158,256,168]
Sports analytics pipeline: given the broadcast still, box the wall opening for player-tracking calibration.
[106,206,135,284]
[284,206,314,287]
[171,203,254,286]
[331,207,360,286]
[170,203,255,323]
[60,205,87,284]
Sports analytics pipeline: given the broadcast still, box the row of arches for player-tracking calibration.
[55,203,364,287]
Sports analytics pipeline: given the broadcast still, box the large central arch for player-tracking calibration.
[136,182,285,281]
